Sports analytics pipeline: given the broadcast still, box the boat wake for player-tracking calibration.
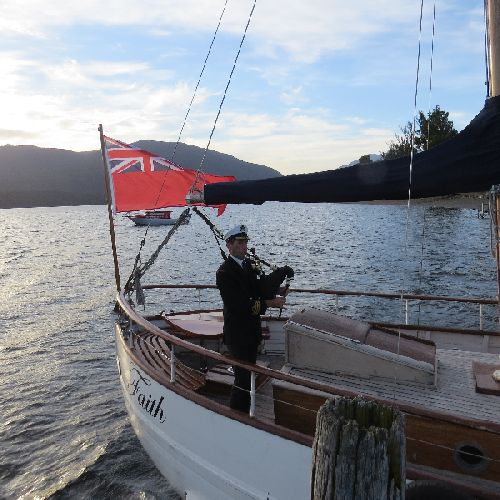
[44,423,179,499]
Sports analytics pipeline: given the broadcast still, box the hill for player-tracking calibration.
[0,142,281,209]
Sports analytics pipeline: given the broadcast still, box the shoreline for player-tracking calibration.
[358,192,488,210]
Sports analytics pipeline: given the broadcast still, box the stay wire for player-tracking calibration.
[170,0,230,166]
[406,0,424,214]
[417,1,436,328]
[124,208,191,294]
[426,2,436,152]
[126,0,230,282]
[397,0,425,388]
[192,206,277,268]
[192,206,228,260]
[189,0,258,197]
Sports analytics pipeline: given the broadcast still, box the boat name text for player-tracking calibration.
[129,368,166,423]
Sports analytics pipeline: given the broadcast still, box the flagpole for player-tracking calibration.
[98,124,121,292]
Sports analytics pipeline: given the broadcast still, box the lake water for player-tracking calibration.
[0,202,497,499]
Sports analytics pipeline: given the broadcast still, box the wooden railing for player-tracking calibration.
[116,287,500,434]
[141,283,499,335]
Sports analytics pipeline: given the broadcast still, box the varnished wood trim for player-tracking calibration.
[407,464,500,499]
[117,324,313,447]
[116,292,500,434]
[142,283,497,304]
[373,321,500,338]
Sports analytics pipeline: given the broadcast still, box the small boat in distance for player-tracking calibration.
[126,210,190,226]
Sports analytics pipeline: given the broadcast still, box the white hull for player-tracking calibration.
[129,217,178,226]
[116,327,312,500]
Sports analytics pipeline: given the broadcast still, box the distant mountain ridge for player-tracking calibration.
[0,141,281,209]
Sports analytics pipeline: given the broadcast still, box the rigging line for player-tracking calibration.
[170,0,230,165]
[426,1,436,152]
[188,0,258,197]
[401,0,425,298]
[124,208,191,293]
[417,1,436,329]
[396,0,425,389]
[416,209,428,328]
[406,0,424,220]
[126,1,230,269]
[192,206,280,269]
[192,206,228,260]
[406,436,500,465]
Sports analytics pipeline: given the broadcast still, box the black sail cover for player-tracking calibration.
[205,95,500,205]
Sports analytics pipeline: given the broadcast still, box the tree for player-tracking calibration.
[381,121,415,160]
[416,105,458,151]
[382,105,458,160]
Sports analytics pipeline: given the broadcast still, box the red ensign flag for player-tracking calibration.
[104,136,235,215]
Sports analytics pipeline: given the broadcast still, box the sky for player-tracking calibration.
[0,0,489,175]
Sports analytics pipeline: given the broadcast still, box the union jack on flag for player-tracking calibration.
[104,136,183,174]
[102,134,235,215]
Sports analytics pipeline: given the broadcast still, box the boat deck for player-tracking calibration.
[284,348,500,425]
[130,318,283,422]
[132,314,500,427]
[121,308,500,496]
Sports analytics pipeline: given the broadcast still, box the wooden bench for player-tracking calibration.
[163,312,271,341]
[134,331,205,391]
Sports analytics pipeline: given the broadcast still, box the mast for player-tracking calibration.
[487,0,500,97]
[98,124,121,292]
[488,0,500,312]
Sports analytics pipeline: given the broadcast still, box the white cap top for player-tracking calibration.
[224,224,250,241]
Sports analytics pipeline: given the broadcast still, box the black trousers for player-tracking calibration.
[227,342,259,413]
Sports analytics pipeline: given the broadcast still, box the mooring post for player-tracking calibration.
[311,397,405,500]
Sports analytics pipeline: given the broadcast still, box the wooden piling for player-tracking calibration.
[311,397,405,500]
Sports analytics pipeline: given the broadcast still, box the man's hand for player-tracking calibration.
[266,296,286,308]
[282,265,294,278]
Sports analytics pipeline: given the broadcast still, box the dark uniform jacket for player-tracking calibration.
[216,256,267,347]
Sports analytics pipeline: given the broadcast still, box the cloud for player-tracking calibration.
[0,129,38,141]
[210,109,392,174]
[0,1,433,60]
[0,0,488,175]
[280,86,305,106]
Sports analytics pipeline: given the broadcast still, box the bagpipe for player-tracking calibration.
[246,247,294,300]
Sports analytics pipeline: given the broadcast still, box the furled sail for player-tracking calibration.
[204,95,500,205]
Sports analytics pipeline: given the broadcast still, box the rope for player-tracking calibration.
[170,0,230,165]
[416,1,436,328]
[191,206,279,270]
[396,0,425,391]
[124,1,230,278]
[426,2,437,152]
[188,0,258,198]
[124,208,191,294]
[416,209,428,329]
[400,0,425,304]
[407,0,424,211]
[192,206,228,260]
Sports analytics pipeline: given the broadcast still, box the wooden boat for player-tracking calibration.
[104,2,500,498]
[114,286,500,499]
[126,210,190,226]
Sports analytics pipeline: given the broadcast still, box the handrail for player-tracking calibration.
[142,283,497,305]
[116,291,500,433]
